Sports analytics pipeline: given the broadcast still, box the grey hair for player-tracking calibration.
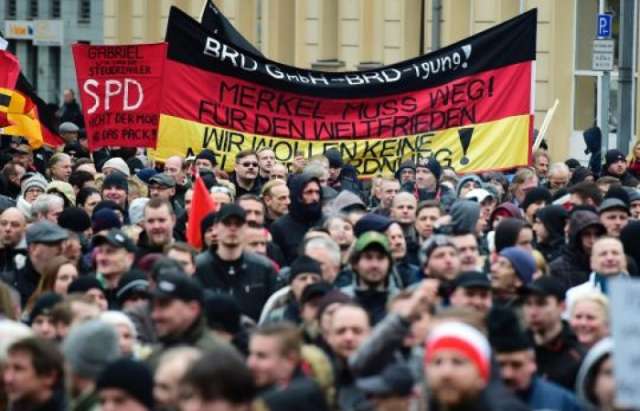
[304,236,341,268]
[548,162,570,177]
[31,194,64,218]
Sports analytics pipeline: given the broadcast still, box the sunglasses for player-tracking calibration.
[241,162,258,168]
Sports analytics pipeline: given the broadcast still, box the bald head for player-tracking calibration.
[0,207,27,247]
[164,156,186,184]
[391,192,418,225]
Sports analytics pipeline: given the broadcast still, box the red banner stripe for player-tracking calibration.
[161,60,531,140]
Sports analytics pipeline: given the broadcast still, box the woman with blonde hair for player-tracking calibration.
[628,140,640,178]
[569,292,610,349]
[25,256,78,311]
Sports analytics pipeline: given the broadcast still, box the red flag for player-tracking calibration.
[0,51,20,88]
[186,175,217,250]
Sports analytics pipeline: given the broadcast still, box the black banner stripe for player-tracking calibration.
[166,6,536,99]
[0,93,11,107]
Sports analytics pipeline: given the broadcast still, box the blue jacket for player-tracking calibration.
[520,376,585,411]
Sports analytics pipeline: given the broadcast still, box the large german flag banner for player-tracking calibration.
[150,7,536,176]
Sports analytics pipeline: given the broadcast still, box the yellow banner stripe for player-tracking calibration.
[150,114,530,176]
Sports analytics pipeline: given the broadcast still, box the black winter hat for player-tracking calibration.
[289,255,322,283]
[535,205,569,239]
[604,185,630,207]
[102,172,128,192]
[353,213,393,237]
[324,148,343,168]
[605,149,626,167]
[68,276,105,294]
[417,157,442,181]
[521,187,552,212]
[96,358,154,410]
[58,207,92,233]
[195,149,217,166]
[494,218,526,253]
[28,292,62,325]
[488,307,532,353]
[116,270,150,305]
[203,292,241,334]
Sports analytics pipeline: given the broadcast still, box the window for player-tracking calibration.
[6,0,16,19]
[51,0,61,18]
[28,0,39,19]
[78,0,91,23]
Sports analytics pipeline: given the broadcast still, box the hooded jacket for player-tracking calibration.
[535,205,569,263]
[455,174,483,197]
[450,200,481,234]
[270,174,324,264]
[550,210,606,288]
[575,337,613,408]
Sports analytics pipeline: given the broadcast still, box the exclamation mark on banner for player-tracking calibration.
[458,127,474,165]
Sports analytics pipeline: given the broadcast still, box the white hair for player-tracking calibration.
[0,320,33,362]
[100,310,137,340]
[548,162,570,177]
[305,236,341,268]
[31,194,64,218]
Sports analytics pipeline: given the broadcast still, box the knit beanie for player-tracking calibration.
[68,276,105,294]
[521,187,552,212]
[455,174,483,197]
[204,292,241,334]
[499,246,536,285]
[425,321,491,382]
[102,172,129,192]
[58,207,91,233]
[417,157,442,181]
[62,319,120,380]
[289,255,322,283]
[102,158,131,177]
[47,181,76,206]
[195,149,217,167]
[21,173,48,195]
[324,148,343,168]
[96,358,154,410]
[28,292,62,325]
[92,209,122,233]
[128,197,149,226]
[605,149,625,167]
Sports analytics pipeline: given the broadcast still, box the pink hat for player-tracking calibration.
[425,322,491,383]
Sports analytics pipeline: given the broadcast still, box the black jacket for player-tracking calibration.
[14,258,41,307]
[602,169,639,187]
[195,250,277,321]
[530,322,585,391]
[535,205,569,263]
[270,173,324,264]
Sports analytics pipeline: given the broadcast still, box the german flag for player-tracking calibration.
[0,87,43,148]
[15,73,64,147]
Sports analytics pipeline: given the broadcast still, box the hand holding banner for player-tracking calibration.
[72,43,167,150]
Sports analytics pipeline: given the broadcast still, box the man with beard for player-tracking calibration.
[601,149,639,187]
[271,173,324,264]
[195,204,277,321]
[490,307,584,411]
[232,150,262,196]
[340,232,399,324]
[420,235,461,284]
[137,199,176,260]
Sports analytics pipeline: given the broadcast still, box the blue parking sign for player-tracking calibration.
[597,14,612,38]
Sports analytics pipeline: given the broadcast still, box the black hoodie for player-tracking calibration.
[270,173,324,264]
[549,210,605,287]
[534,205,568,263]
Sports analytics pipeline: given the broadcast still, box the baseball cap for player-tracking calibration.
[355,363,414,397]
[92,229,137,253]
[153,273,203,303]
[452,271,491,290]
[214,203,246,224]
[598,198,630,215]
[148,173,175,188]
[26,221,69,245]
[520,276,566,301]
[464,188,494,203]
[354,231,390,254]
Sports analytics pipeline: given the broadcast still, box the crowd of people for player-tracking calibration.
[0,92,640,411]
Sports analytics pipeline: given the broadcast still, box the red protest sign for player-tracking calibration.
[72,43,167,149]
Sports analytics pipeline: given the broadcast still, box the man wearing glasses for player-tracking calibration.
[232,150,262,196]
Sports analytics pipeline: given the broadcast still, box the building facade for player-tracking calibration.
[0,0,103,105]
